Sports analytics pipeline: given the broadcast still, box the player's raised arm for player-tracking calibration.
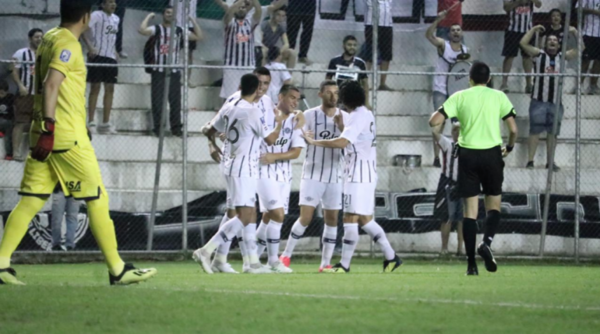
[426,10,447,50]
[520,25,543,57]
[223,0,245,25]
[138,13,156,36]
[188,16,204,42]
[566,27,583,61]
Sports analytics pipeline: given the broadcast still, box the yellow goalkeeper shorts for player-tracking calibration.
[19,141,107,200]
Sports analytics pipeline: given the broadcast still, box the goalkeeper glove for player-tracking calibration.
[31,117,55,162]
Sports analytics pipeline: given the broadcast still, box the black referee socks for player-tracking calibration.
[462,218,477,266]
[483,210,501,247]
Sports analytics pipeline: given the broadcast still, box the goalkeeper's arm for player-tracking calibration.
[43,69,65,120]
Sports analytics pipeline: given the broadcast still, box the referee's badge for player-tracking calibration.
[59,50,71,62]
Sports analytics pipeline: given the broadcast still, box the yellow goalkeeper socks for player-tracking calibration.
[86,192,125,276]
[0,196,47,269]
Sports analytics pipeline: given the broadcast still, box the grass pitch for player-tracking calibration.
[1,259,599,334]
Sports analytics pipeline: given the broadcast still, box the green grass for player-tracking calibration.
[1,260,599,334]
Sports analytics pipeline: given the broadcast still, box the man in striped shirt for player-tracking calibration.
[520,24,581,171]
[138,6,202,137]
[255,85,306,273]
[10,28,43,161]
[83,0,120,134]
[220,0,262,99]
[280,80,348,271]
[500,0,542,93]
[303,81,402,273]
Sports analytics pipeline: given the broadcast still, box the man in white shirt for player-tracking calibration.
[254,85,306,273]
[280,80,347,271]
[265,46,293,104]
[193,74,283,274]
[83,0,120,134]
[304,81,402,273]
[11,28,43,160]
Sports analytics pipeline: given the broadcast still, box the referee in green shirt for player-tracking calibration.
[429,62,518,275]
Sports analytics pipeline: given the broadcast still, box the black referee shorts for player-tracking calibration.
[457,146,504,198]
[363,25,393,61]
[86,55,118,84]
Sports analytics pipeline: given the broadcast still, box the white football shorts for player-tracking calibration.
[257,178,291,214]
[299,179,343,210]
[343,182,376,215]
[225,176,257,209]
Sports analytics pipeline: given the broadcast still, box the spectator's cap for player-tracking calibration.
[0,80,9,92]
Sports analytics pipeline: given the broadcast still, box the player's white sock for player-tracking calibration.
[203,217,244,254]
[340,223,359,269]
[266,220,283,265]
[215,214,233,263]
[236,227,249,266]
[361,220,395,261]
[256,222,268,258]
[321,225,337,267]
[241,223,260,265]
[281,219,307,258]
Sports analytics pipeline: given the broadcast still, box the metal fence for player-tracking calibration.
[0,0,597,261]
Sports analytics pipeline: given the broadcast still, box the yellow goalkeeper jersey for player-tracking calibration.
[32,27,88,150]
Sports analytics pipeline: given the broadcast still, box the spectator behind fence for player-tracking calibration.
[0,81,16,160]
[219,0,262,100]
[500,0,542,94]
[520,25,581,171]
[578,0,600,95]
[363,0,393,91]
[426,10,468,168]
[51,184,81,251]
[170,0,199,85]
[543,8,564,49]
[138,6,202,137]
[326,35,370,108]
[433,122,464,256]
[84,0,120,134]
[287,0,316,65]
[261,6,297,69]
[265,46,293,104]
[10,28,43,161]
[436,0,463,40]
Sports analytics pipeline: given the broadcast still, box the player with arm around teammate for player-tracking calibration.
[279,80,347,272]
[303,81,402,273]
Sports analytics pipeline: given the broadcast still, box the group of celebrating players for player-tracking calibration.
[192,67,402,274]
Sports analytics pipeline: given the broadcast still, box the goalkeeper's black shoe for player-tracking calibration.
[383,255,403,273]
[109,263,157,286]
[0,267,25,285]
[322,263,350,274]
[466,263,479,276]
[477,242,498,272]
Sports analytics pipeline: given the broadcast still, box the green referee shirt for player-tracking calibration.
[440,86,516,150]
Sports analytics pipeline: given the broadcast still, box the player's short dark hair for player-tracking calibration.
[267,46,281,62]
[470,61,490,85]
[320,80,337,92]
[240,74,260,96]
[164,5,173,14]
[340,80,365,110]
[549,8,561,16]
[60,0,93,25]
[253,66,271,77]
[343,35,357,44]
[0,80,8,92]
[28,28,43,38]
[279,84,300,96]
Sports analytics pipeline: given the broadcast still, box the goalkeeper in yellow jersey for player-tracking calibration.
[0,0,157,286]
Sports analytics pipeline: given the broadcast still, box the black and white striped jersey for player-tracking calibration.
[506,0,534,33]
[12,47,35,95]
[364,0,393,27]
[301,107,348,184]
[224,16,256,67]
[531,50,562,104]
[340,106,377,184]
[86,10,120,59]
[148,24,186,72]
[579,0,600,37]
[259,113,305,183]
[211,98,270,178]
